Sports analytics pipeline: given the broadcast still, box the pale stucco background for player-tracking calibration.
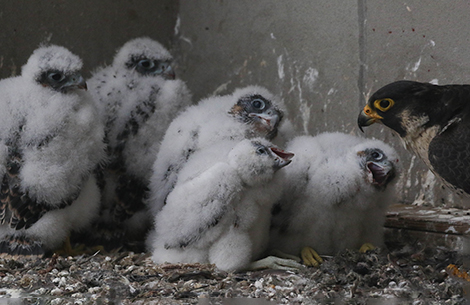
[2,1,470,207]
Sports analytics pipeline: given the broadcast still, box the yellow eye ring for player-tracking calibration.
[373,98,395,112]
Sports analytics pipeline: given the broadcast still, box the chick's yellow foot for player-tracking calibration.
[301,247,323,267]
[359,243,376,253]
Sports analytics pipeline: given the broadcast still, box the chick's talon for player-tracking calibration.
[301,246,323,267]
[359,243,376,253]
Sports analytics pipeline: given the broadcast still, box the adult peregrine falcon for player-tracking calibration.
[358,80,470,195]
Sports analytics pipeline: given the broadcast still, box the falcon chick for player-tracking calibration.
[147,138,294,272]
[147,86,286,216]
[0,45,106,255]
[87,37,192,248]
[358,80,470,196]
[268,133,399,265]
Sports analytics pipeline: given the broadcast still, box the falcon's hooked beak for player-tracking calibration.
[163,65,176,80]
[65,73,88,91]
[270,147,294,169]
[358,105,383,132]
[249,111,280,130]
[366,160,395,188]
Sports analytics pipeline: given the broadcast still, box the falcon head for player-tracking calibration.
[229,138,294,185]
[22,45,87,93]
[357,140,398,189]
[114,37,175,79]
[357,80,464,138]
[229,86,284,140]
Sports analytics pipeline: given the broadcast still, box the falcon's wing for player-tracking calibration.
[0,135,78,230]
[160,162,241,249]
[429,116,470,195]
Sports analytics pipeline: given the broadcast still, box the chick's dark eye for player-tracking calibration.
[371,151,383,160]
[252,99,266,110]
[48,72,64,82]
[256,147,268,155]
[138,59,155,69]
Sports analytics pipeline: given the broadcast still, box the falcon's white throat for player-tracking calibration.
[399,110,437,170]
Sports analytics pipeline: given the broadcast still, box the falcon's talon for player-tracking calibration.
[301,247,323,267]
[359,243,376,253]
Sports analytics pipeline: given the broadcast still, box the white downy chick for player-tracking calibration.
[269,132,400,258]
[87,37,192,248]
[0,45,106,254]
[148,138,294,272]
[148,86,287,217]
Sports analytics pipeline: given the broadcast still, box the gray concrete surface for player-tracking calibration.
[0,0,179,79]
[1,1,470,207]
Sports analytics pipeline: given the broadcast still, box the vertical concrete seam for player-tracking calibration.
[357,0,367,109]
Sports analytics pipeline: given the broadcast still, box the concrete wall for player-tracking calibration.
[1,1,470,207]
[0,0,179,79]
[176,1,470,208]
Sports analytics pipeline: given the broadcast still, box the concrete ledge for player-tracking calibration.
[385,204,470,251]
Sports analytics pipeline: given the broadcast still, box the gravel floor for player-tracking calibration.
[0,239,469,305]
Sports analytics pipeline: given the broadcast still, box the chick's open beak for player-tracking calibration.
[358,105,383,132]
[270,147,294,169]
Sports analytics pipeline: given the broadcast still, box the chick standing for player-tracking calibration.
[87,37,192,248]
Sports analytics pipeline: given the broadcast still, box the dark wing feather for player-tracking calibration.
[114,86,159,145]
[0,144,78,230]
[113,174,149,222]
[429,116,470,195]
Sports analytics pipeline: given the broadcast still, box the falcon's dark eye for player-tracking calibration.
[138,59,155,70]
[374,98,395,112]
[48,72,65,82]
[371,151,383,160]
[252,99,266,110]
[256,146,268,155]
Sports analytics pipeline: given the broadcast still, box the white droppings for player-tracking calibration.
[327,88,337,95]
[174,15,181,36]
[405,155,416,188]
[277,55,285,80]
[446,226,458,234]
[302,67,319,91]
[271,33,276,40]
[212,80,232,96]
[410,57,422,72]
[430,79,439,85]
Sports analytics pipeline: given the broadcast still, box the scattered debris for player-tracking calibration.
[0,240,468,304]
